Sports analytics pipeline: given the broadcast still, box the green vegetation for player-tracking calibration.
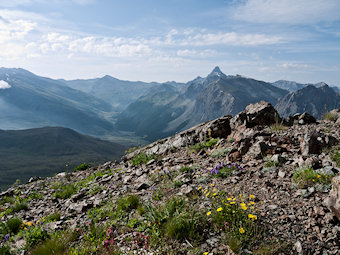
[74,163,91,171]
[131,152,158,166]
[293,165,334,188]
[190,138,219,152]
[6,217,23,234]
[46,212,61,222]
[30,230,78,255]
[269,123,287,132]
[53,184,77,199]
[11,201,29,212]
[264,156,280,168]
[0,127,125,191]
[210,147,232,158]
[322,111,338,121]
[23,225,48,248]
[331,149,340,167]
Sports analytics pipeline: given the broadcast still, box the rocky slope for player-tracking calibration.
[1,101,340,255]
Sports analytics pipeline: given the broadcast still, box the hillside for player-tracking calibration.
[0,127,126,191]
[1,101,339,254]
[276,84,340,118]
[0,68,116,136]
[62,76,184,111]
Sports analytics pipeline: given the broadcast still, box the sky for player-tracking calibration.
[0,0,340,85]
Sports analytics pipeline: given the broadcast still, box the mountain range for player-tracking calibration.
[0,66,339,142]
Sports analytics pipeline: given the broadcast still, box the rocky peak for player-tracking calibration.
[207,66,227,79]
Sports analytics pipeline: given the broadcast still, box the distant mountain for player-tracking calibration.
[0,126,126,190]
[116,67,288,141]
[0,68,116,136]
[272,80,340,94]
[271,80,304,92]
[62,76,184,111]
[275,84,340,118]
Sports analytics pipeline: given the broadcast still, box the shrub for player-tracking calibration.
[74,163,91,171]
[7,217,22,234]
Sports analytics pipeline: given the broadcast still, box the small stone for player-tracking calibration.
[295,240,303,253]
[278,170,286,178]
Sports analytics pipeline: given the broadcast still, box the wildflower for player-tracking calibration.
[249,201,255,205]
[249,194,255,199]
[197,187,202,190]
[239,227,245,234]
[227,197,232,201]
[317,175,321,178]
[312,179,315,182]
[203,252,209,255]
[230,202,236,205]
[240,203,248,210]
[210,184,215,187]
[248,214,257,220]
[206,192,210,197]
[217,207,222,212]
[212,193,217,196]
[206,211,211,216]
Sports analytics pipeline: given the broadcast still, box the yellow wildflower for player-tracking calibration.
[217,207,222,212]
[239,227,245,234]
[312,179,315,182]
[213,188,217,191]
[206,192,210,197]
[206,211,211,216]
[210,184,215,187]
[212,193,217,196]
[317,175,321,178]
[203,252,209,255]
[248,214,257,220]
[250,201,255,205]
[240,203,248,210]
[227,197,232,201]
[249,194,255,199]
[230,201,236,204]
[197,187,202,190]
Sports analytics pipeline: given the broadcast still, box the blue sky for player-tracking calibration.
[0,0,340,85]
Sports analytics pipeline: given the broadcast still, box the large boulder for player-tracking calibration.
[230,101,280,129]
[299,130,337,155]
[325,175,340,220]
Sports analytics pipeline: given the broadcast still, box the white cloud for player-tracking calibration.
[0,80,11,89]
[233,0,340,24]
[177,49,216,57]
